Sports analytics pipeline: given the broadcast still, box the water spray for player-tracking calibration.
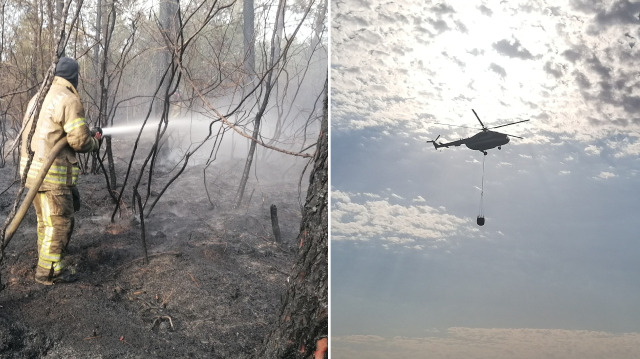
[101,124,147,136]
[100,119,167,137]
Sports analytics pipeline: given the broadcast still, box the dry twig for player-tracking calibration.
[152,315,174,331]
[188,272,200,287]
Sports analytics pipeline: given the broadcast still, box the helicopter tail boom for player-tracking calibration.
[428,135,467,149]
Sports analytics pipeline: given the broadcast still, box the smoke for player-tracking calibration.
[104,108,315,184]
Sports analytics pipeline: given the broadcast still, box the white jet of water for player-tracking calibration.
[101,124,146,136]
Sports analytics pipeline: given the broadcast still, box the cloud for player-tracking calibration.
[594,171,617,180]
[543,61,565,78]
[613,140,640,158]
[584,144,602,156]
[331,0,640,151]
[493,38,535,59]
[478,4,492,16]
[594,0,640,26]
[431,3,455,15]
[333,329,640,359]
[586,54,612,80]
[428,18,450,33]
[573,70,592,89]
[622,96,640,113]
[562,49,582,63]
[331,190,470,246]
[489,63,507,78]
[332,190,352,203]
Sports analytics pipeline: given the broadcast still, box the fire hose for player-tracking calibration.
[2,127,102,249]
[2,136,70,249]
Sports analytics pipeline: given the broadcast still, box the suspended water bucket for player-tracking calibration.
[477,156,486,227]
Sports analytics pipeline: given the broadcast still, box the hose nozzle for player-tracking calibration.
[90,127,103,137]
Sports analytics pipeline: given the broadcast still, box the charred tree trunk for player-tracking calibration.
[256,87,328,358]
[270,204,282,243]
[93,0,114,174]
[105,135,116,189]
[0,2,5,168]
[235,0,257,207]
[236,0,285,208]
[155,0,179,117]
[242,0,255,82]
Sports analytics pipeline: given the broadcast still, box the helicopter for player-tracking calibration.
[428,109,529,155]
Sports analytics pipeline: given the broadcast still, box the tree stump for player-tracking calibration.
[256,88,328,358]
[270,204,282,242]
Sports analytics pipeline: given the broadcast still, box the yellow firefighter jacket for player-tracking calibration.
[20,76,99,191]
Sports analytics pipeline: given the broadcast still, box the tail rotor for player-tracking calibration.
[427,135,441,149]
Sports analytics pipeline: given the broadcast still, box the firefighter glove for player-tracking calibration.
[91,127,103,140]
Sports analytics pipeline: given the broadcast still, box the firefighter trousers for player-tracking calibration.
[32,189,75,279]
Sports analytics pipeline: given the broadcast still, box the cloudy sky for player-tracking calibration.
[330,0,640,357]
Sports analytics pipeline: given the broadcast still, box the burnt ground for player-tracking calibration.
[0,145,309,358]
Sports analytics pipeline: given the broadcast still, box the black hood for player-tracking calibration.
[55,57,79,89]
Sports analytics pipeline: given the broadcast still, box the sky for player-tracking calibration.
[330,0,640,357]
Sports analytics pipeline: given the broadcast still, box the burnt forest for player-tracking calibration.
[0,0,328,357]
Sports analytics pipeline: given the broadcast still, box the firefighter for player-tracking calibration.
[20,57,101,285]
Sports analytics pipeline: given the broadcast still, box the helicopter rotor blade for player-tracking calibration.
[489,119,530,130]
[472,109,486,129]
[503,133,524,139]
[432,122,479,130]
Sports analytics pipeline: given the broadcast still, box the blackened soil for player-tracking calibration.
[0,153,307,358]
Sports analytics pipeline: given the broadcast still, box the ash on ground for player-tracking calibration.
[0,152,308,358]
